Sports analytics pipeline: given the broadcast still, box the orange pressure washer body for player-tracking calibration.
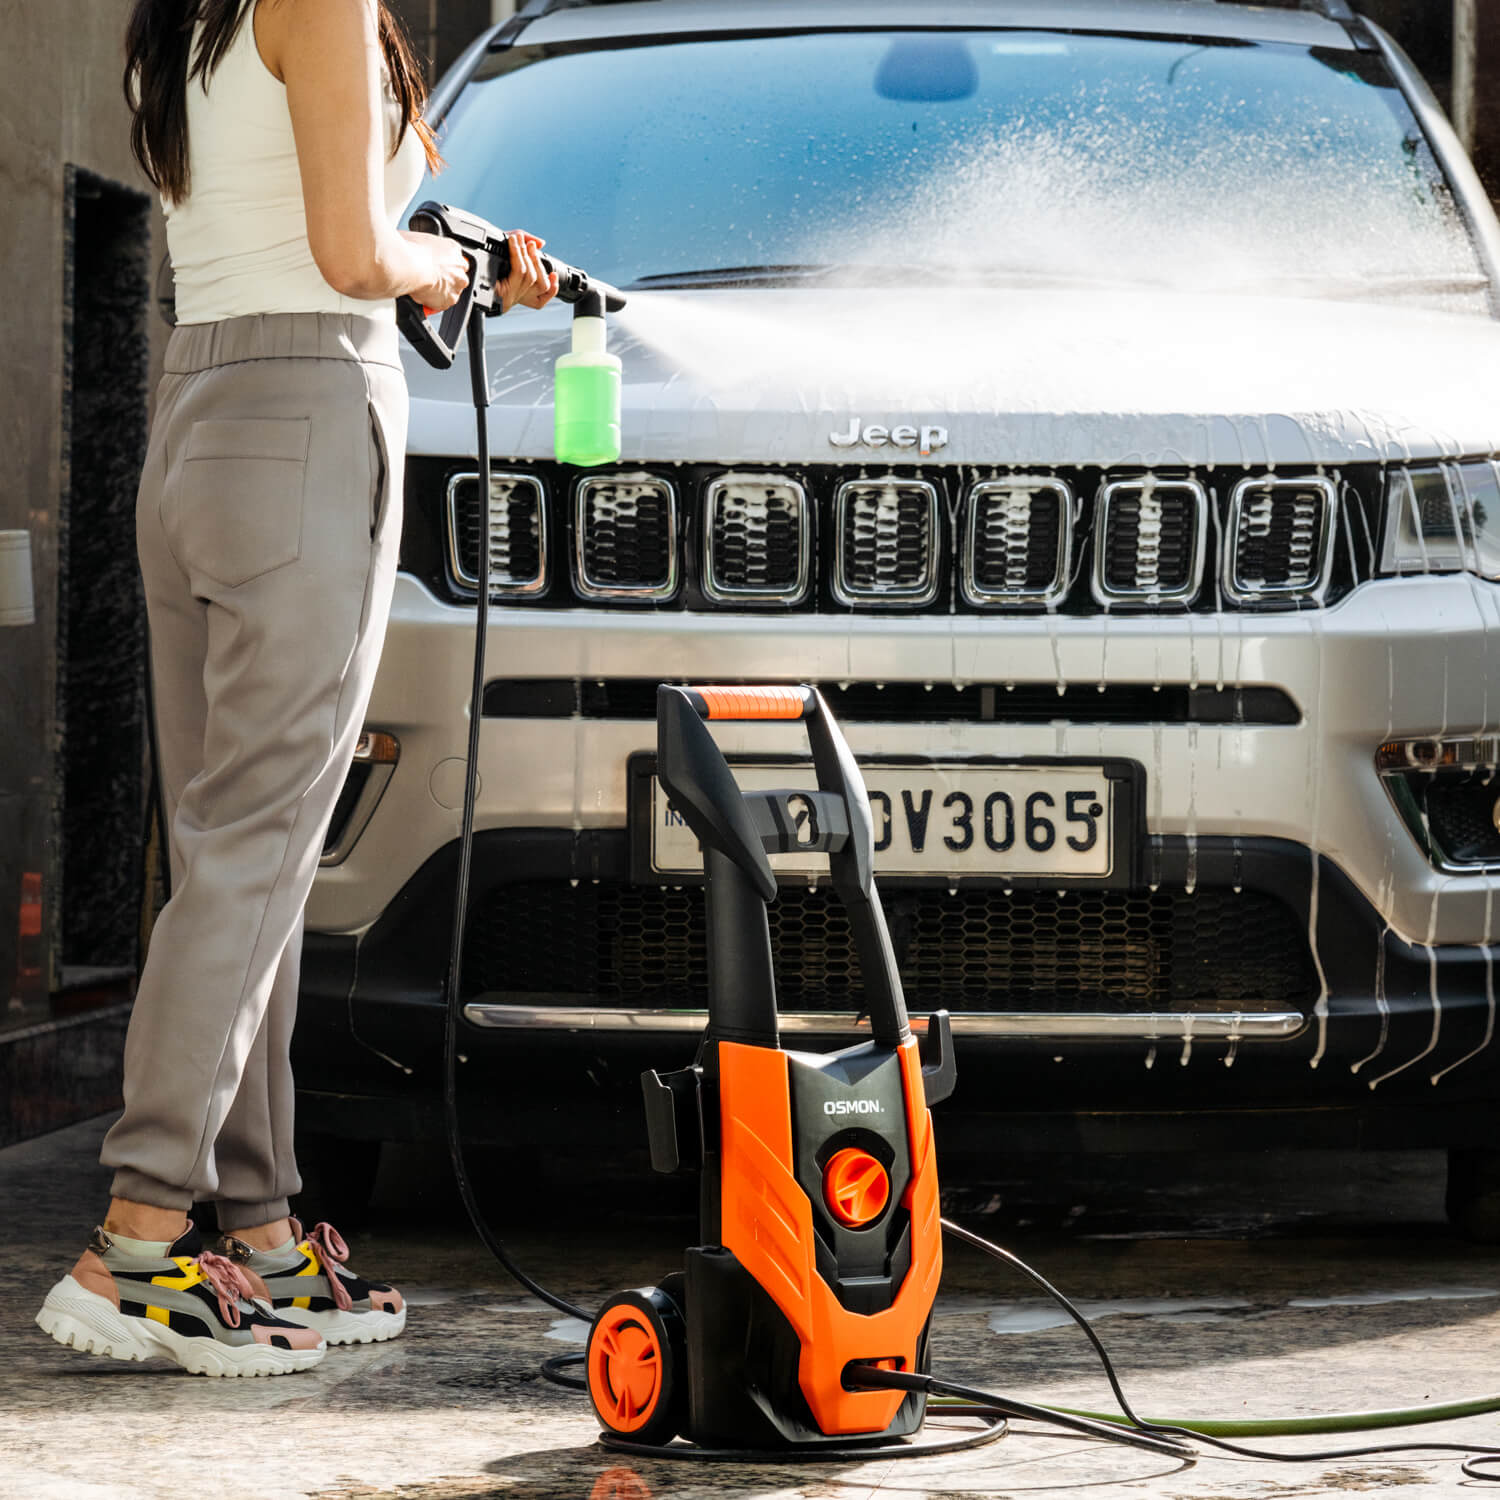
[586,685,956,1452]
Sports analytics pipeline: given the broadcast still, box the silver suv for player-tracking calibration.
[293,0,1500,1234]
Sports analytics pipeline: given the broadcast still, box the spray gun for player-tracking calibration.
[395,200,627,466]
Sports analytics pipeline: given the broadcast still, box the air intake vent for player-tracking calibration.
[1225,476,1336,604]
[1094,478,1207,604]
[446,471,546,597]
[574,474,679,600]
[703,473,810,604]
[833,477,941,606]
[962,478,1072,606]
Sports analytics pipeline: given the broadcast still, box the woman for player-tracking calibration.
[35,0,556,1376]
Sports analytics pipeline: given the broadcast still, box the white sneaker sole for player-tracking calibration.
[35,1277,325,1377]
[273,1303,406,1345]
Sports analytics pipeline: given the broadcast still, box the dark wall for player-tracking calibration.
[388,0,498,84]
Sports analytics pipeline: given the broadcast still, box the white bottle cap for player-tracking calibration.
[571,315,608,356]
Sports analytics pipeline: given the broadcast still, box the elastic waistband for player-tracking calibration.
[164,312,403,374]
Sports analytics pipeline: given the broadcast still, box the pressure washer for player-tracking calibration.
[402,203,1500,1481]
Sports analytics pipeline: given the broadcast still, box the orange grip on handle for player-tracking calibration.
[688,685,812,721]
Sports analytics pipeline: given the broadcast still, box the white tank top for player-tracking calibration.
[165,2,428,324]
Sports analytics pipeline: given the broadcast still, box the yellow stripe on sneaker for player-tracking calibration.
[145,1305,169,1325]
[150,1257,206,1292]
[292,1296,311,1310]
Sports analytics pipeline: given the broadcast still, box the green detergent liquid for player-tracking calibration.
[554,315,622,466]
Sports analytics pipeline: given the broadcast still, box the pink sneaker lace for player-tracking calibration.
[195,1250,257,1328]
[304,1221,354,1311]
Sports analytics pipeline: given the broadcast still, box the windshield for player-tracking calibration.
[428,29,1487,313]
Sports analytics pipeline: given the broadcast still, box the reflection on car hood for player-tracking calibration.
[403,286,1500,467]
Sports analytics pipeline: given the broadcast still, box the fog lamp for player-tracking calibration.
[1378,735,1500,871]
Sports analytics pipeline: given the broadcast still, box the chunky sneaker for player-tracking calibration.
[218,1218,405,1345]
[36,1223,326,1377]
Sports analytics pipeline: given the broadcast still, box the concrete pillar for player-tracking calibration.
[1473,0,1500,199]
[1454,0,1477,152]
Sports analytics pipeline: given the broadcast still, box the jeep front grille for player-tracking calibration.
[409,456,1385,613]
[833,477,941,605]
[1094,479,1207,604]
[462,881,1317,1013]
[574,473,678,600]
[446,471,545,597]
[1225,477,1336,604]
[962,478,1071,606]
[703,473,810,603]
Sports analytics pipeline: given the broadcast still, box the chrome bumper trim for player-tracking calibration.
[461,1002,1305,1040]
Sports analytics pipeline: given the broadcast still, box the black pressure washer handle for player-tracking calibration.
[657,684,911,1048]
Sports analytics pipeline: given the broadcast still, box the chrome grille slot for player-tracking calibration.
[963,478,1071,606]
[833,477,941,606]
[1226,476,1336,603]
[446,471,546,598]
[575,473,679,600]
[703,473,810,603]
[1094,478,1207,604]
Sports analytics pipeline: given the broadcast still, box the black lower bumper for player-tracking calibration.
[293,832,1500,1152]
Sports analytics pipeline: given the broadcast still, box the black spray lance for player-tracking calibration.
[395,204,628,1315]
[395,200,627,465]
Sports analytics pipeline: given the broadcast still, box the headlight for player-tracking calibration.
[1379,461,1500,579]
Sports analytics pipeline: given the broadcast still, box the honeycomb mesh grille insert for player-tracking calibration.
[1100,482,1201,597]
[836,480,938,601]
[1230,480,1332,596]
[706,477,806,598]
[463,882,1317,1012]
[577,477,676,594]
[969,481,1068,600]
[1424,776,1500,864]
[448,473,543,593]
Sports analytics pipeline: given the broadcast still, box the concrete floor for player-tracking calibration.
[4,1117,1500,1499]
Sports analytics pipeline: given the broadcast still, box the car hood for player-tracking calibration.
[404,285,1500,468]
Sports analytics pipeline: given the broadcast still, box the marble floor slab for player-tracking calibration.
[3,1117,1499,1499]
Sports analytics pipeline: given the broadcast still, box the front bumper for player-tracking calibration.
[293,830,1500,1152]
[308,571,1500,947]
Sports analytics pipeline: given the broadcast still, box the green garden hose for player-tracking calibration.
[930,1392,1500,1437]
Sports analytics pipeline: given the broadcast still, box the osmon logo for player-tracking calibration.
[824,1098,885,1117]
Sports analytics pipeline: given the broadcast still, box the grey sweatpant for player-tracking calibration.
[101,312,406,1232]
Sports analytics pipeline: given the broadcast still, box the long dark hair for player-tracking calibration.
[124,0,442,204]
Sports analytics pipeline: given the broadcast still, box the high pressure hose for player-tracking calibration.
[440,308,593,1326]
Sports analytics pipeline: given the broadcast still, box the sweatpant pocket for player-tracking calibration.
[177,417,310,589]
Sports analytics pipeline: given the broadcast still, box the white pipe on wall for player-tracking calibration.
[0,532,35,628]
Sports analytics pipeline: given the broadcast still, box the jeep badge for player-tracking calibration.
[830,417,948,456]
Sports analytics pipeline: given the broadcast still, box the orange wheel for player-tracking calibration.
[586,1288,684,1446]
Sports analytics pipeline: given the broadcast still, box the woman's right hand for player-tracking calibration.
[404,231,470,312]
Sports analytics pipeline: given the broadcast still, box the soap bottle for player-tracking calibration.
[554,290,621,467]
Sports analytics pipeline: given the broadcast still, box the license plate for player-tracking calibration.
[649,763,1115,878]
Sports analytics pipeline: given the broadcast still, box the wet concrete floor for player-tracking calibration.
[3,1116,1500,1498]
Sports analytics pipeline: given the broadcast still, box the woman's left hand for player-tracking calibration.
[501,230,559,313]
